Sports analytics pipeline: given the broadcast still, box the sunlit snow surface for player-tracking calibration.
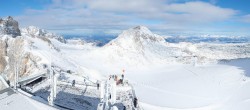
[128,63,250,110]
[29,28,250,110]
[49,38,250,110]
[2,26,250,110]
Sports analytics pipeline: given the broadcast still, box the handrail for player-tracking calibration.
[0,74,9,88]
[128,83,144,110]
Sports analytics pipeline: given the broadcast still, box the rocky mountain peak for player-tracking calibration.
[22,26,66,43]
[0,16,21,37]
[22,26,46,36]
[6,16,14,21]
[111,26,164,45]
[132,25,152,34]
[104,26,166,58]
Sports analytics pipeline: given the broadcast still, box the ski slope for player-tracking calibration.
[126,63,250,110]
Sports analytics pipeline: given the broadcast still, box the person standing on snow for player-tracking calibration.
[97,82,100,90]
[133,98,138,108]
[121,74,124,84]
[121,69,125,85]
[72,80,75,87]
[109,94,112,100]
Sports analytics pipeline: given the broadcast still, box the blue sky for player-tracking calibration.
[1,0,250,36]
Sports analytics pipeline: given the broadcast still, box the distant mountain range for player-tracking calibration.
[62,33,250,47]
[165,36,250,43]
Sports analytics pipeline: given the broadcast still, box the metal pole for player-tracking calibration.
[100,81,104,101]
[111,80,116,104]
[53,73,59,98]
[14,61,17,90]
[48,49,54,106]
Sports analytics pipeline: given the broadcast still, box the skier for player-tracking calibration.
[72,80,75,87]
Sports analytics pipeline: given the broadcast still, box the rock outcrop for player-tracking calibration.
[0,17,43,81]
[0,16,21,37]
[22,26,66,43]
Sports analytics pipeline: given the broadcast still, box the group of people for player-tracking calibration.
[108,74,125,85]
[70,73,125,90]
[122,97,138,110]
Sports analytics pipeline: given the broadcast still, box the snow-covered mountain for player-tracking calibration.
[0,16,250,82]
[98,26,250,65]
[104,26,166,53]
[100,26,192,65]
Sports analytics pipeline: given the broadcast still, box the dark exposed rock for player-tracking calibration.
[0,16,21,37]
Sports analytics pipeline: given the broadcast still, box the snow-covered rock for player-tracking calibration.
[105,26,165,51]
[22,26,66,43]
[0,17,68,83]
[194,43,250,60]
[0,16,21,37]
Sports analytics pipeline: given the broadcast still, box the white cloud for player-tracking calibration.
[15,0,238,35]
[162,1,237,23]
[242,14,250,23]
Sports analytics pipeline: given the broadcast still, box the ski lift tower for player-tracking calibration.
[98,77,117,110]
[14,63,18,90]
[47,65,59,106]
[14,54,22,90]
[48,66,54,106]
[111,79,116,104]
[47,48,59,106]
